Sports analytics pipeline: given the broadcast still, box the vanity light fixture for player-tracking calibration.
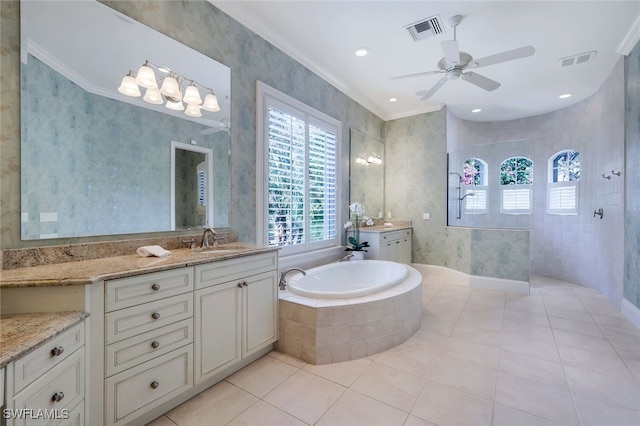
[118,60,222,116]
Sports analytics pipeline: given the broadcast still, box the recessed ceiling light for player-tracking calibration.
[559,93,572,99]
[472,108,482,113]
[354,48,369,57]
[389,98,398,102]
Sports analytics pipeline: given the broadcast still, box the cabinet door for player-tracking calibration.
[400,237,412,264]
[194,282,241,384]
[243,271,278,358]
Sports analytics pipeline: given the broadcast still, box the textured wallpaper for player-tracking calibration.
[625,41,640,310]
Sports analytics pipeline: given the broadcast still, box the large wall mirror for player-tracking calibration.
[20,0,231,240]
[349,128,384,219]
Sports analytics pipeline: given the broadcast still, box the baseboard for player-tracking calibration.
[412,263,530,295]
[621,298,640,330]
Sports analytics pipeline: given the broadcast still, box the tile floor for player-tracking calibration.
[148,270,640,426]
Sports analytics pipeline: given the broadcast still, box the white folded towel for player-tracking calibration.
[136,245,172,258]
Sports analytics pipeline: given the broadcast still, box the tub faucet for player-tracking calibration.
[279,268,306,290]
[200,227,218,248]
[340,253,354,262]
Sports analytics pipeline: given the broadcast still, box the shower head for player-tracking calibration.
[449,172,462,178]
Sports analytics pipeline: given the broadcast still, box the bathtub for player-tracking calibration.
[277,260,423,365]
[287,260,408,299]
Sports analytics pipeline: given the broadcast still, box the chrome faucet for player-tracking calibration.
[279,267,306,290]
[340,253,354,262]
[200,227,218,248]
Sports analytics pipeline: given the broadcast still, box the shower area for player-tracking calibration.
[445,138,531,293]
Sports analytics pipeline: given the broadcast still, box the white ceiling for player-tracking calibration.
[213,0,640,122]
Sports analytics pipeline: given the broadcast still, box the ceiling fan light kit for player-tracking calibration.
[392,14,535,101]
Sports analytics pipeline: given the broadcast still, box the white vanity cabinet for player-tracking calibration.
[103,268,194,426]
[358,228,412,263]
[4,323,85,426]
[194,252,278,384]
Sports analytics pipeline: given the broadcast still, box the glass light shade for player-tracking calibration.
[134,64,158,89]
[183,84,203,105]
[165,99,184,111]
[143,87,163,105]
[117,74,141,97]
[202,93,221,112]
[184,103,202,117]
[160,76,182,100]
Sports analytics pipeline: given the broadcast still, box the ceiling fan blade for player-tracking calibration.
[470,45,535,69]
[420,77,449,100]
[441,40,460,65]
[461,72,501,91]
[390,70,443,81]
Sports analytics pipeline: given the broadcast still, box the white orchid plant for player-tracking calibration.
[344,202,373,252]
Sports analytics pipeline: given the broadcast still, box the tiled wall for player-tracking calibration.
[446,60,626,306]
[624,41,640,310]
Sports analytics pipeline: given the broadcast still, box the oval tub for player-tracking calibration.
[287,260,408,299]
[277,260,423,365]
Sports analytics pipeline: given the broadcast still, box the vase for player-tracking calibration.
[351,251,365,260]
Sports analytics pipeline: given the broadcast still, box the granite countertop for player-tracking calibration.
[0,243,278,289]
[0,311,89,367]
[352,225,412,233]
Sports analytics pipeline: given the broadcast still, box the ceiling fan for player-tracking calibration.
[391,15,535,100]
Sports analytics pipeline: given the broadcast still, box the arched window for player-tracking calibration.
[548,150,580,214]
[463,158,488,213]
[500,157,533,214]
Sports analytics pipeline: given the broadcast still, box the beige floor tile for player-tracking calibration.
[626,358,640,381]
[492,403,563,426]
[504,307,550,327]
[610,338,640,362]
[545,306,593,323]
[316,389,407,426]
[263,370,346,424]
[225,400,306,426]
[268,350,307,368]
[564,365,640,411]
[495,372,579,425]
[601,325,640,343]
[402,415,438,426]
[549,316,604,337]
[427,356,496,399]
[351,362,425,412]
[145,415,178,426]
[499,349,567,389]
[423,305,462,322]
[581,298,626,317]
[450,322,502,347]
[442,336,500,369]
[500,332,560,362]
[403,329,449,353]
[557,344,635,380]
[373,342,441,377]
[302,357,370,387]
[226,354,299,397]
[165,381,257,426]
[552,329,617,355]
[418,315,456,336]
[503,321,555,343]
[573,394,640,426]
[411,380,493,426]
[590,312,638,330]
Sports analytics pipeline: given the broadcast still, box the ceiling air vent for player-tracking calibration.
[405,15,444,42]
[559,51,597,67]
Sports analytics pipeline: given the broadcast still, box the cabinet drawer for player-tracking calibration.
[13,323,84,394]
[105,318,193,377]
[11,348,84,426]
[105,345,193,426]
[195,251,277,289]
[105,293,192,344]
[105,268,194,312]
[381,229,411,242]
[54,400,83,426]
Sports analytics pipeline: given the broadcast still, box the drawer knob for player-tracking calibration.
[150,381,159,389]
[51,392,65,403]
[151,341,160,349]
[50,346,64,357]
[237,283,243,288]
[242,281,248,287]
[151,312,160,320]
[151,283,160,291]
